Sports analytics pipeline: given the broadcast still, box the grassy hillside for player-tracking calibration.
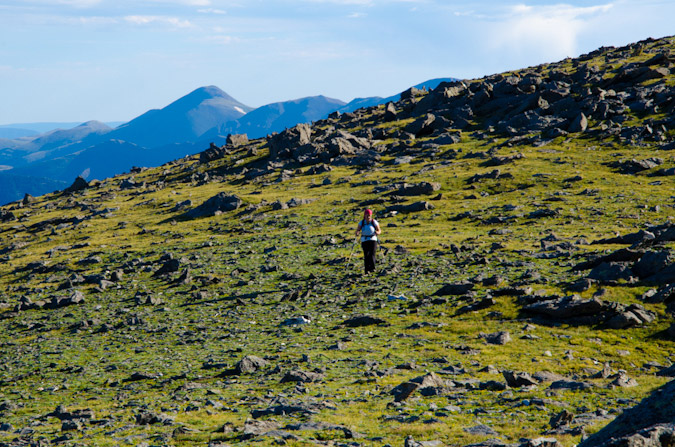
[0,36,674,447]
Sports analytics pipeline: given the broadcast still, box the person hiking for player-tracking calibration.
[355,209,381,274]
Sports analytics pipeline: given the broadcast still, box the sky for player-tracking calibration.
[0,0,674,125]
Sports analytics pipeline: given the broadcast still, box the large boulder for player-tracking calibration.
[578,379,675,447]
[523,295,605,319]
[199,143,228,163]
[587,262,635,282]
[391,372,451,402]
[609,158,663,174]
[405,113,437,137]
[327,131,371,156]
[433,282,474,296]
[633,250,672,279]
[226,133,248,147]
[269,124,312,159]
[391,182,441,196]
[183,193,243,219]
[63,176,89,194]
[386,201,435,214]
[503,371,539,388]
[0,210,16,223]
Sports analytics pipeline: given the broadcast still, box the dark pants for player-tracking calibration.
[362,240,377,273]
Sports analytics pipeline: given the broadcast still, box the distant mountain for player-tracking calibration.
[0,128,40,139]
[204,95,347,140]
[108,86,253,148]
[20,121,113,162]
[337,77,459,114]
[0,171,67,206]
[5,139,181,185]
[0,121,113,170]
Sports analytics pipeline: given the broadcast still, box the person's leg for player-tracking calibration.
[370,241,378,272]
[364,241,376,273]
[361,242,369,273]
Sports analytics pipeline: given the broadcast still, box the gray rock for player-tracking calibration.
[644,284,675,303]
[610,158,663,174]
[484,331,511,345]
[47,405,95,421]
[606,304,655,329]
[280,316,311,326]
[633,251,672,279]
[550,410,574,428]
[609,372,638,388]
[433,282,474,296]
[153,258,182,277]
[63,176,88,194]
[341,315,387,327]
[391,182,442,196]
[524,439,562,447]
[226,133,248,147]
[280,369,325,383]
[386,201,435,214]
[549,380,593,391]
[405,113,437,137]
[464,424,498,436]
[269,123,312,159]
[568,113,588,133]
[286,197,316,208]
[240,420,280,439]
[431,132,461,145]
[0,210,16,222]
[503,371,538,388]
[391,372,451,402]
[384,102,397,121]
[183,192,243,218]
[588,262,633,282]
[523,295,604,319]
[234,355,268,374]
[578,379,675,447]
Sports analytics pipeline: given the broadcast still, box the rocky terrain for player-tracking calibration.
[0,36,674,447]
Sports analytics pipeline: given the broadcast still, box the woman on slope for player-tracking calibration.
[355,209,381,274]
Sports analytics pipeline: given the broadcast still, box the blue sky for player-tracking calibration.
[1,0,673,124]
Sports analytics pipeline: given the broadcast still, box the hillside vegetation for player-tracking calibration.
[0,36,674,447]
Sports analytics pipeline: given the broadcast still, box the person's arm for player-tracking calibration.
[374,221,382,235]
[355,221,362,237]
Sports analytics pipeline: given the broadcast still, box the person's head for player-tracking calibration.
[364,208,373,221]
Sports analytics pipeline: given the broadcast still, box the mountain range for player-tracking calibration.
[0,78,455,205]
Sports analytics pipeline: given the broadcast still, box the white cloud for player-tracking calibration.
[348,12,367,18]
[488,3,614,58]
[303,0,374,5]
[203,34,241,45]
[146,0,212,6]
[55,0,103,7]
[124,15,193,28]
[198,8,227,14]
